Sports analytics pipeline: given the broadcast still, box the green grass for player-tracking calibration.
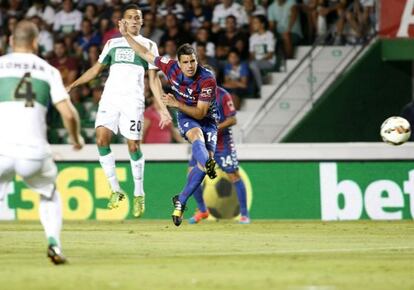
[0,220,413,290]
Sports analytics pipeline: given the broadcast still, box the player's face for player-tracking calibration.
[123,9,143,36]
[178,54,198,77]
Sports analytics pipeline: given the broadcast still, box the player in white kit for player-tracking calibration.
[0,20,84,265]
[67,4,171,217]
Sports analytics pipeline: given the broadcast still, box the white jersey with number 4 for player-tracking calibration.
[99,35,159,108]
[0,52,69,159]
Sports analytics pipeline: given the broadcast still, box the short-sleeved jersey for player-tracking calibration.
[99,35,159,108]
[216,87,236,151]
[0,52,69,159]
[154,56,218,124]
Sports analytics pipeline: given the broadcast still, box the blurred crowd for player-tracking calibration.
[0,0,376,144]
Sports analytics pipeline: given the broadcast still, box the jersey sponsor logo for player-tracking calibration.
[115,48,135,62]
[187,88,193,95]
[184,122,189,128]
[171,86,195,100]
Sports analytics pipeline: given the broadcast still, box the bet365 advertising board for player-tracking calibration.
[1,161,413,221]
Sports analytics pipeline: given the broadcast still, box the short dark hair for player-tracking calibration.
[122,4,140,17]
[177,43,196,60]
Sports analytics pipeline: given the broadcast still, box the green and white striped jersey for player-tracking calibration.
[98,35,159,108]
[0,52,68,159]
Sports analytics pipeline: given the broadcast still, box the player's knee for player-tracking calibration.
[96,137,110,147]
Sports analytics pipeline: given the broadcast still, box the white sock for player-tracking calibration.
[99,152,121,192]
[39,190,62,247]
[130,157,145,197]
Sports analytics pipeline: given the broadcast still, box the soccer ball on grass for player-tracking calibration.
[202,166,252,220]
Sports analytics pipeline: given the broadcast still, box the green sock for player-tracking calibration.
[48,237,58,247]
[129,149,143,161]
[98,146,111,156]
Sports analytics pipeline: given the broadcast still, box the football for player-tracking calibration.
[380,116,411,145]
[202,166,252,220]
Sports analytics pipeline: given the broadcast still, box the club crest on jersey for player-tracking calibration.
[184,122,189,128]
[115,48,134,62]
[200,87,213,98]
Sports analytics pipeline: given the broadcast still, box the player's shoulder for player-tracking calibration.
[105,37,125,47]
[138,35,158,47]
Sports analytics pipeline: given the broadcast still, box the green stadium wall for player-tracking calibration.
[282,39,413,142]
[1,161,414,221]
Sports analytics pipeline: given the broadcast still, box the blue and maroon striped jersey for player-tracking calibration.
[154,56,218,123]
[216,86,236,151]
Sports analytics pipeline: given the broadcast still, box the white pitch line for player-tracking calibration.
[164,246,414,257]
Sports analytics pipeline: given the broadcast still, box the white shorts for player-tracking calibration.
[0,155,57,200]
[95,102,144,141]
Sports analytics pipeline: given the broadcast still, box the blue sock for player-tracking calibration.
[234,179,248,217]
[193,185,207,212]
[179,167,206,205]
[192,140,209,166]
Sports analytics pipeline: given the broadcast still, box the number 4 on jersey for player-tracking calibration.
[14,72,36,107]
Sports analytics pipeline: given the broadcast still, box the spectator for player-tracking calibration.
[4,0,25,20]
[25,0,56,30]
[346,0,375,44]
[211,0,244,33]
[53,0,83,37]
[216,15,249,61]
[157,0,186,24]
[192,27,215,58]
[0,16,18,55]
[249,15,276,89]
[30,16,54,59]
[83,3,100,29]
[159,13,193,55]
[75,18,102,60]
[239,0,266,30]
[143,95,184,144]
[77,0,105,10]
[222,49,251,109]
[101,8,122,45]
[50,40,79,87]
[268,0,302,59]
[141,12,163,44]
[195,42,221,81]
[185,0,213,34]
[314,0,347,44]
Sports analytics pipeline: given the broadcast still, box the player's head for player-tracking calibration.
[177,43,198,78]
[122,4,143,36]
[11,20,39,53]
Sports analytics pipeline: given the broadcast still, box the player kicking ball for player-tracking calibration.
[188,82,250,225]
[118,20,219,226]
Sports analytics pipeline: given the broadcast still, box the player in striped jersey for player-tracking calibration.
[119,20,219,226]
[0,20,84,264]
[67,4,171,217]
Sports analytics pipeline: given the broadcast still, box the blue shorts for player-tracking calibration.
[189,144,239,173]
[177,114,217,153]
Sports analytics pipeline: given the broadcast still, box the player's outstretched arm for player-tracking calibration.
[66,62,105,93]
[55,99,84,150]
[118,20,156,65]
[162,93,209,120]
[148,70,172,129]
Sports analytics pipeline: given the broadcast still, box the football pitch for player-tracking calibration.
[0,220,413,290]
